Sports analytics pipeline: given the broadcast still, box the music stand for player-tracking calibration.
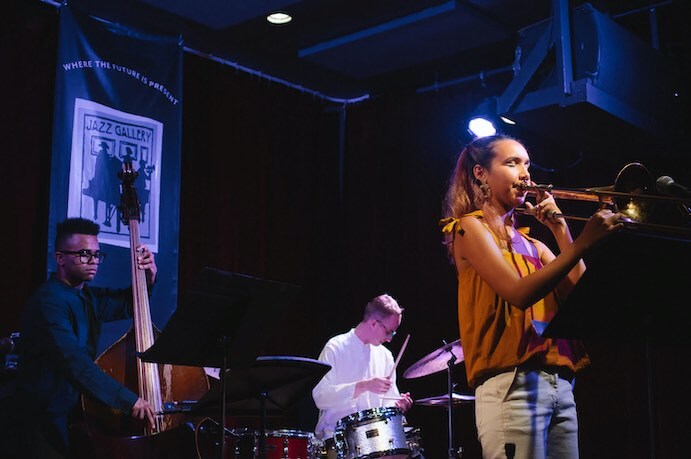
[542,233,690,459]
[194,356,330,456]
[542,233,689,342]
[139,267,302,459]
[195,356,330,411]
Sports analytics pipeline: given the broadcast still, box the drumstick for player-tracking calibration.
[388,334,411,379]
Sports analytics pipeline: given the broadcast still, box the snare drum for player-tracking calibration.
[335,407,410,459]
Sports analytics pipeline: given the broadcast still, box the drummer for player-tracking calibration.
[312,294,413,445]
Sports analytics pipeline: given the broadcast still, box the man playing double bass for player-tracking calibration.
[13,217,156,458]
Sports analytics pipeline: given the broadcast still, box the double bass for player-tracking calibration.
[81,162,209,458]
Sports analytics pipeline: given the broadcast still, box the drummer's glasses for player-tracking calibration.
[375,320,397,338]
[58,249,107,264]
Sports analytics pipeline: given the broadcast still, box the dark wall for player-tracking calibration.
[3,2,690,458]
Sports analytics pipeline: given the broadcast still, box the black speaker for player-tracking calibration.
[504,3,684,149]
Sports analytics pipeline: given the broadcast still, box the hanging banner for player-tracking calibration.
[48,4,183,336]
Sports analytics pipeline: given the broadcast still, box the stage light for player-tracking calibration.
[466,97,516,139]
[267,12,292,24]
[467,117,496,138]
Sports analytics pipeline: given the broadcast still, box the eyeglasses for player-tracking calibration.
[58,250,107,264]
[375,319,397,338]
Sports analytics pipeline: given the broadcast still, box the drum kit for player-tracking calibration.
[143,270,474,458]
[193,339,472,459]
[145,270,473,458]
[329,339,472,459]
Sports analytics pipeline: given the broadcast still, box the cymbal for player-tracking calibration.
[402,339,464,379]
[415,392,476,407]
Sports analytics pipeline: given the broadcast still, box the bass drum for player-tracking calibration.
[234,428,316,459]
[194,420,318,459]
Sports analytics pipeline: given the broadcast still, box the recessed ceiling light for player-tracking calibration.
[267,12,292,25]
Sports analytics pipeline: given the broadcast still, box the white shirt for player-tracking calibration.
[312,329,401,439]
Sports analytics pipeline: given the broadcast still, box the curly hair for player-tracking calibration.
[55,218,100,250]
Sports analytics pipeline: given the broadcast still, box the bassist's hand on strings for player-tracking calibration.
[136,244,157,286]
[131,397,156,429]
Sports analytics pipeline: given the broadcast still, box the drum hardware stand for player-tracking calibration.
[444,340,460,459]
[258,390,271,459]
[403,338,466,458]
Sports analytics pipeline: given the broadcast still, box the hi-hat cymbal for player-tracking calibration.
[402,339,464,379]
[415,392,475,407]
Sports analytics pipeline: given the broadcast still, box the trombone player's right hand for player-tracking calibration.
[523,186,565,229]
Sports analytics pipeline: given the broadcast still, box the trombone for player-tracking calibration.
[515,163,691,241]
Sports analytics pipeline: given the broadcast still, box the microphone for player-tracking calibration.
[656,175,691,197]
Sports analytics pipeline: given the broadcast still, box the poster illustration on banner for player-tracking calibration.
[67,98,162,252]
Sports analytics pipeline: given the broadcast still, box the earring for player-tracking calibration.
[476,179,490,198]
[482,182,491,198]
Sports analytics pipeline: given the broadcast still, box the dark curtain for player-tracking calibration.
[0,1,58,333]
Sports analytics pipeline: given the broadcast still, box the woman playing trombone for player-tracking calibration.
[441,134,622,459]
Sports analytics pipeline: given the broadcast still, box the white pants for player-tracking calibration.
[474,368,579,459]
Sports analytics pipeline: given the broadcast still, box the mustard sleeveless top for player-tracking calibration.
[441,211,589,388]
